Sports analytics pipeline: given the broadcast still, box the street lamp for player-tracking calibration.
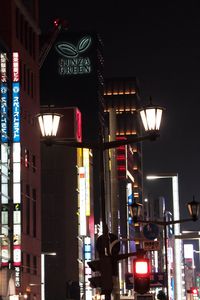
[146,173,182,300]
[37,101,165,300]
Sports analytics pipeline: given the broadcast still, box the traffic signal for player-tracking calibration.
[190,287,198,296]
[88,256,113,295]
[133,257,150,294]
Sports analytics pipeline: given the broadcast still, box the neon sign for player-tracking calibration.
[1,83,8,142]
[12,82,20,142]
[55,36,92,75]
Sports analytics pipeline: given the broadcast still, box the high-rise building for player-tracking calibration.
[0,1,41,299]
[104,77,143,293]
[40,28,104,300]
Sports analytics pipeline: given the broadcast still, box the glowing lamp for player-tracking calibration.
[139,97,165,132]
[134,258,150,277]
[37,113,62,137]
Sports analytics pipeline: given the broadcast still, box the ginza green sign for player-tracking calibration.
[55,36,92,75]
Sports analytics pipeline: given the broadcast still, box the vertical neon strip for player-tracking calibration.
[83,149,90,216]
[84,237,92,300]
[126,183,132,273]
[0,53,9,266]
[12,52,21,282]
[41,254,45,300]
[172,175,184,300]
[79,167,87,236]
[1,82,8,142]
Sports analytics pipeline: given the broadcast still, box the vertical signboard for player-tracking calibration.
[12,52,21,287]
[0,53,9,267]
[83,149,90,216]
[84,237,92,300]
[79,167,87,236]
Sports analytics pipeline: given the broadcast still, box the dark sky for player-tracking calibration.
[40,1,200,230]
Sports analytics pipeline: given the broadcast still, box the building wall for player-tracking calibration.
[0,1,41,299]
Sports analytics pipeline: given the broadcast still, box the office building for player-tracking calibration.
[40,28,104,300]
[0,1,41,299]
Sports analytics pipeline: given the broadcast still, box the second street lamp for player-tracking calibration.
[37,100,165,299]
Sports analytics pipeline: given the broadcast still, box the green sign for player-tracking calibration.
[55,36,92,75]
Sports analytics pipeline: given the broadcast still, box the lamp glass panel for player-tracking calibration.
[38,116,45,137]
[140,110,148,131]
[156,109,163,130]
[146,108,156,130]
[43,115,54,136]
[52,115,60,136]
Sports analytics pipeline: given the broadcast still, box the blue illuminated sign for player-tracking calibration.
[1,83,8,142]
[12,82,20,142]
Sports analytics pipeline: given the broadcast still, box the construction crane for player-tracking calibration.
[39,18,69,69]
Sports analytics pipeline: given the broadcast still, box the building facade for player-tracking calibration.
[0,1,41,299]
[104,77,143,293]
[40,28,104,300]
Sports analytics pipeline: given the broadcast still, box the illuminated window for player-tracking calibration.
[25,149,29,168]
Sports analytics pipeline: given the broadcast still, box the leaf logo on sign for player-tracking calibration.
[55,36,92,58]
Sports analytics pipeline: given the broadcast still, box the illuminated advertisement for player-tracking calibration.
[1,83,8,142]
[0,53,9,267]
[12,52,21,285]
[55,36,92,76]
[83,149,90,216]
[79,167,87,236]
[0,53,8,142]
[84,237,92,300]
[12,82,20,142]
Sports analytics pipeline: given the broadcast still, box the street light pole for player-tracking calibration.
[146,173,182,300]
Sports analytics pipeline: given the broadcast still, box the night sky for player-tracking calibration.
[40,1,200,230]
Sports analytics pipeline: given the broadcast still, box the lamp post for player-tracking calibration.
[41,252,56,300]
[37,101,165,300]
[146,173,183,300]
[130,198,200,300]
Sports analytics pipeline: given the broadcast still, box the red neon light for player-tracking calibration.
[117,155,126,161]
[76,109,82,142]
[0,53,7,82]
[117,166,126,171]
[12,52,19,82]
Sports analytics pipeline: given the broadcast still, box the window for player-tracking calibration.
[23,64,26,91]
[33,256,37,275]
[29,27,33,56]
[26,185,30,234]
[25,149,29,168]
[27,68,30,95]
[24,21,28,50]
[20,14,24,44]
[32,32,36,59]
[31,72,33,98]
[15,8,19,39]
[27,253,30,273]
[32,188,36,238]
[32,155,36,172]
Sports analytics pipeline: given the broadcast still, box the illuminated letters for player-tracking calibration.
[55,36,92,76]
